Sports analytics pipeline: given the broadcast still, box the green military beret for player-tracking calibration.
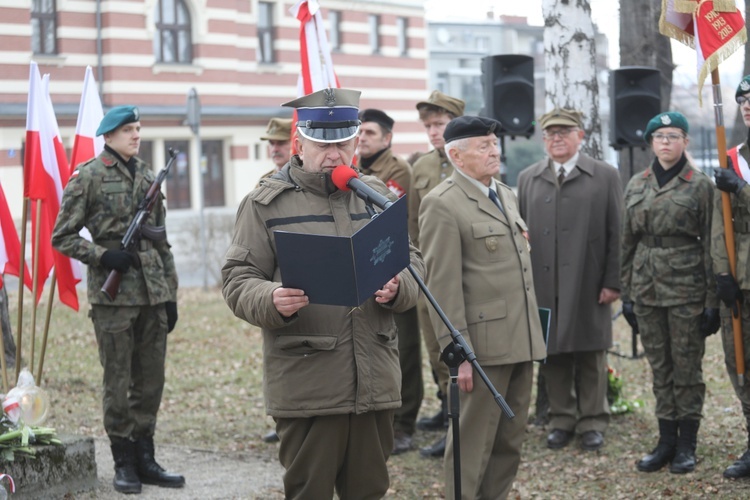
[644,111,689,143]
[736,74,750,99]
[96,105,140,136]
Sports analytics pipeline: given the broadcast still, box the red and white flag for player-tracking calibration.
[70,66,104,171]
[660,0,747,102]
[24,62,81,310]
[0,182,31,291]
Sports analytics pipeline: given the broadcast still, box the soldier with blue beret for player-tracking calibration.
[711,74,750,479]
[52,105,184,493]
[622,111,718,474]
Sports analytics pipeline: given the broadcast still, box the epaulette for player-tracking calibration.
[431,178,455,196]
[250,178,294,205]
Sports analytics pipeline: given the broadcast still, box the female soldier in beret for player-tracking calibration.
[621,111,719,474]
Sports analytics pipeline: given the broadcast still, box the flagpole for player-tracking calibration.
[36,272,56,385]
[29,201,43,375]
[712,69,746,386]
[14,197,29,384]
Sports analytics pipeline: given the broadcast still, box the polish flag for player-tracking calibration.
[70,66,104,171]
[0,182,31,291]
[24,62,80,310]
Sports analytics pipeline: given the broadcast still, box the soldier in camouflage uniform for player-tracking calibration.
[408,90,465,458]
[711,74,750,479]
[621,112,719,475]
[52,106,184,494]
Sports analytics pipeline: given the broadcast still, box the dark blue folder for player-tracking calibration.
[274,196,409,307]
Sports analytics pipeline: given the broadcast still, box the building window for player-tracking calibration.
[154,0,193,64]
[258,2,275,63]
[368,14,380,54]
[329,10,341,51]
[31,0,57,55]
[397,17,408,56]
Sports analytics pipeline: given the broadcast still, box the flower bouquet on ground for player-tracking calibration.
[0,368,60,461]
[607,366,644,415]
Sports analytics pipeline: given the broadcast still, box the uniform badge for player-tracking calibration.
[485,236,499,252]
[660,114,671,125]
[741,80,750,92]
[133,107,139,121]
[324,88,336,107]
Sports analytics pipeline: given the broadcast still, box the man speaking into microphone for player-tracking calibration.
[221,87,424,499]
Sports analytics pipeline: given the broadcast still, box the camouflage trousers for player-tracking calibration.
[635,302,705,420]
[90,304,168,440]
[719,300,750,427]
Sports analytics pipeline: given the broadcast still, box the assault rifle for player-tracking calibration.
[101,148,177,301]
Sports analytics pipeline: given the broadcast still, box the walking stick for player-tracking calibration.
[712,69,745,386]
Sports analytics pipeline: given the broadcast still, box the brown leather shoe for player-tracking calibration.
[581,430,604,451]
[392,431,414,455]
[547,429,574,449]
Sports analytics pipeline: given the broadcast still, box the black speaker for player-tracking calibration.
[481,55,535,137]
[610,67,661,149]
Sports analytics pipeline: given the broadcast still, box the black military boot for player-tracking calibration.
[417,393,448,432]
[670,419,700,474]
[637,419,677,472]
[723,432,750,479]
[135,436,185,488]
[110,438,142,494]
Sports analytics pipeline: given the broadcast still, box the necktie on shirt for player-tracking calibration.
[558,166,566,186]
[488,188,504,214]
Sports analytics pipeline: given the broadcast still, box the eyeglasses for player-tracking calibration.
[737,95,750,105]
[652,133,685,143]
[543,128,577,139]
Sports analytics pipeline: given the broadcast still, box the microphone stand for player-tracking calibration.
[366,201,514,500]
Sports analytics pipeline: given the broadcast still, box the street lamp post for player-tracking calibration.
[186,88,208,289]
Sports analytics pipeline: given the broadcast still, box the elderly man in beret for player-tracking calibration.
[222,88,424,499]
[52,105,184,494]
[410,90,466,459]
[712,74,750,479]
[517,108,622,453]
[419,115,545,499]
[357,108,422,455]
[258,117,293,185]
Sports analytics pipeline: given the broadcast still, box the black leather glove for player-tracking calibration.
[715,158,747,194]
[622,301,639,333]
[716,273,743,316]
[165,301,178,333]
[100,250,136,273]
[700,308,721,337]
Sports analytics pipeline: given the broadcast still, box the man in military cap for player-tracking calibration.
[259,117,293,183]
[419,115,545,499]
[517,107,622,452]
[357,108,421,455]
[409,90,465,458]
[712,74,750,479]
[222,88,425,499]
[52,105,184,494]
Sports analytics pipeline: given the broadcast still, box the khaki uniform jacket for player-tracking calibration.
[359,148,411,199]
[408,149,453,246]
[418,172,546,365]
[713,142,750,290]
[221,157,425,418]
[517,153,622,354]
[51,150,177,306]
[625,161,717,308]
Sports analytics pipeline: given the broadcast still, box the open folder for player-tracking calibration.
[274,196,409,307]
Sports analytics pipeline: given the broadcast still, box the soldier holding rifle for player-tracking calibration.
[52,105,183,494]
[712,75,750,479]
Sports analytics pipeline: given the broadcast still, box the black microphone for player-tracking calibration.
[331,165,393,210]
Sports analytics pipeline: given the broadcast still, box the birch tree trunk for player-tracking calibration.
[542,0,602,158]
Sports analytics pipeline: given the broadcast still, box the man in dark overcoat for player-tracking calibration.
[517,108,622,451]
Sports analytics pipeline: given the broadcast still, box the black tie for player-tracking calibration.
[488,188,504,214]
[558,166,566,186]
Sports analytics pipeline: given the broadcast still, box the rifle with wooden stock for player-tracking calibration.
[101,148,177,301]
